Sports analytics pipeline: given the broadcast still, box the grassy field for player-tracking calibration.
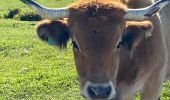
[0,0,169,100]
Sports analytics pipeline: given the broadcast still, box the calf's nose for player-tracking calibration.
[81,81,116,99]
[87,85,112,98]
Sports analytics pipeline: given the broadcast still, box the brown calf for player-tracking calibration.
[20,0,170,99]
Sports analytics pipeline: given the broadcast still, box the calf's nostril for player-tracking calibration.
[105,86,112,96]
[87,86,98,98]
[87,85,112,98]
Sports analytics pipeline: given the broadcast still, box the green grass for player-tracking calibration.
[0,0,170,100]
[0,19,83,99]
[0,0,75,17]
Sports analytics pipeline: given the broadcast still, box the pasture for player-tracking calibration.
[0,0,169,100]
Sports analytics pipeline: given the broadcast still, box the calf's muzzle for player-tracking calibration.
[81,81,116,99]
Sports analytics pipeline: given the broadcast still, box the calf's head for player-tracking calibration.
[20,0,168,99]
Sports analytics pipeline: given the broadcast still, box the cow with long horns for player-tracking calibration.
[20,0,170,100]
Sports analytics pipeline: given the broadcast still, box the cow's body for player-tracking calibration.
[116,0,170,99]
[20,0,170,99]
[157,0,170,80]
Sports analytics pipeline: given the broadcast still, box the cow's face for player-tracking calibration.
[36,1,153,100]
[36,3,153,100]
[68,2,126,99]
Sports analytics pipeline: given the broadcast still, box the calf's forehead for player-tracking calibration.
[68,0,127,26]
[71,21,125,50]
[64,1,127,55]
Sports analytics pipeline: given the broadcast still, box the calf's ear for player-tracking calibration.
[118,21,153,51]
[36,19,70,48]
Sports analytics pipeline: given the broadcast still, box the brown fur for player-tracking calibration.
[116,0,168,100]
[68,0,127,20]
[156,0,170,80]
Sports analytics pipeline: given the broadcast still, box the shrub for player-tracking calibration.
[4,8,20,19]
[15,10,42,21]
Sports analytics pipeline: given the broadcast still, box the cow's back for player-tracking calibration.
[158,2,170,79]
[127,0,170,80]
[116,1,168,99]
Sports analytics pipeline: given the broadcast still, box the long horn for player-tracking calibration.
[20,0,69,20]
[124,0,170,21]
